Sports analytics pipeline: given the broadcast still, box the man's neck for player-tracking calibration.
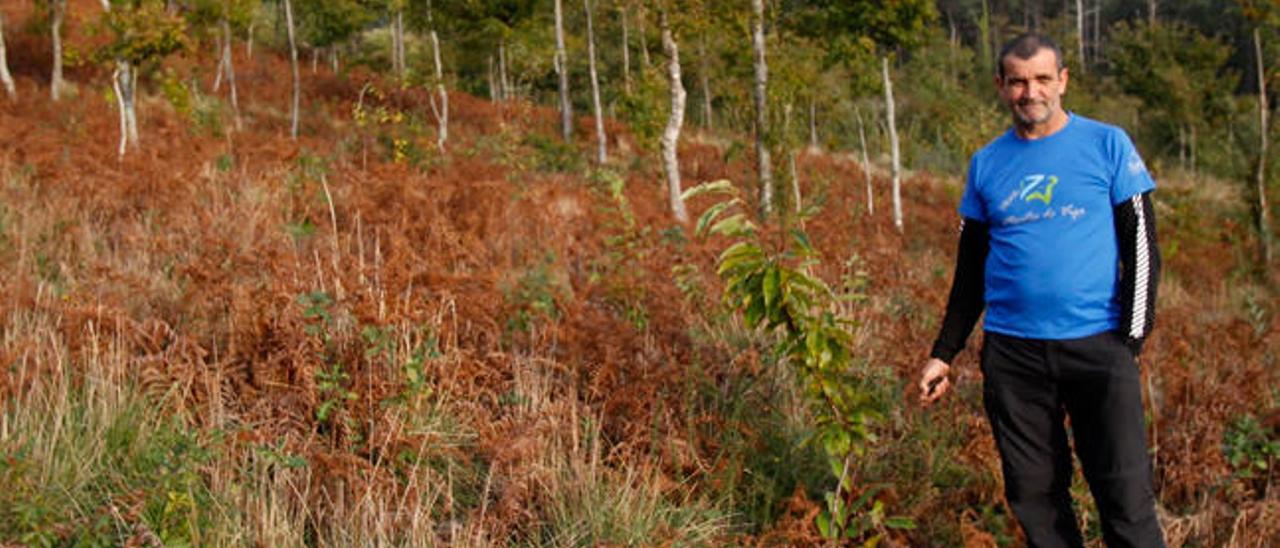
[1014,110,1070,140]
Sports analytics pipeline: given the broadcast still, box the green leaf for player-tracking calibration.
[694,200,737,237]
[762,266,780,310]
[717,241,764,268]
[680,179,737,201]
[816,512,833,538]
[791,228,816,256]
[885,517,917,530]
[709,213,758,238]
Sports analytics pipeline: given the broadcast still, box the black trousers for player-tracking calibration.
[981,330,1165,548]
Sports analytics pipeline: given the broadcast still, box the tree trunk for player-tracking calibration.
[1147,0,1157,26]
[1092,0,1101,65]
[393,7,406,79]
[585,0,606,163]
[499,40,510,100]
[751,0,773,218]
[554,0,572,141]
[786,103,800,213]
[620,7,631,95]
[808,98,818,150]
[700,33,712,131]
[113,60,138,158]
[311,47,319,74]
[1255,27,1273,264]
[979,0,992,76]
[429,30,448,151]
[488,54,498,101]
[659,11,687,223]
[1076,0,1085,73]
[222,18,241,131]
[246,21,255,58]
[638,5,650,69]
[883,56,903,233]
[213,30,227,92]
[0,9,15,99]
[284,0,300,140]
[51,0,65,101]
[856,108,874,215]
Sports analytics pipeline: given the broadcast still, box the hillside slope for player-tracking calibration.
[1,3,1277,545]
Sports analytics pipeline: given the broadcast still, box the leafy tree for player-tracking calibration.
[1108,20,1237,173]
[1239,0,1280,264]
[785,0,938,233]
[98,0,191,156]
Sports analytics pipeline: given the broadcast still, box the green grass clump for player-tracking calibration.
[0,372,227,546]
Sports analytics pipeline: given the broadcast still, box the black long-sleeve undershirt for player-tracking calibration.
[1114,191,1161,354]
[930,218,989,363]
[929,191,1161,363]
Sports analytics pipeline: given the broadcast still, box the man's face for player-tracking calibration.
[996,48,1069,127]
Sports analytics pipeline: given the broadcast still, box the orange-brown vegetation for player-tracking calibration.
[0,2,1276,545]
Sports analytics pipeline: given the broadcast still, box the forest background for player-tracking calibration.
[0,0,1278,545]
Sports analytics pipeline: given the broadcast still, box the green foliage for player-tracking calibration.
[522,131,585,173]
[1108,20,1237,148]
[98,1,191,67]
[0,381,224,545]
[1223,413,1279,492]
[685,179,907,541]
[503,251,569,339]
[787,0,939,55]
[296,0,377,48]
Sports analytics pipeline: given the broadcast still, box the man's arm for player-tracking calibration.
[1114,191,1160,354]
[931,218,990,362]
[920,218,989,403]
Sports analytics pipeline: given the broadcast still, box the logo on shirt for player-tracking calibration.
[995,173,1085,226]
[1019,174,1058,205]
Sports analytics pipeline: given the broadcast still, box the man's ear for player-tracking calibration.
[1059,67,1070,94]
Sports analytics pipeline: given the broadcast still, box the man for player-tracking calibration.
[917,33,1164,547]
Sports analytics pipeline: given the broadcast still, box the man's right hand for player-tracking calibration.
[918,358,952,405]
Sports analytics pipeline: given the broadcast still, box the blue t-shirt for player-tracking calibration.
[959,114,1155,340]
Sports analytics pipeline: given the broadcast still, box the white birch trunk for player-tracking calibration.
[0,9,15,99]
[585,0,606,163]
[751,0,773,217]
[808,98,818,149]
[856,108,874,215]
[247,22,255,58]
[499,40,510,101]
[51,0,65,101]
[1147,0,1157,25]
[1255,27,1272,263]
[113,60,139,157]
[1076,0,1085,73]
[700,34,712,131]
[659,12,687,223]
[883,56,903,233]
[223,18,241,131]
[787,103,800,213]
[488,54,498,101]
[429,30,448,151]
[114,65,128,158]
[638,6,650,69]
[213,31,227,92]
[126,65,138,145]
[620,7,631,95]
[394,7,406,79]
[284,0,300,139]
[554,0,573,141]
